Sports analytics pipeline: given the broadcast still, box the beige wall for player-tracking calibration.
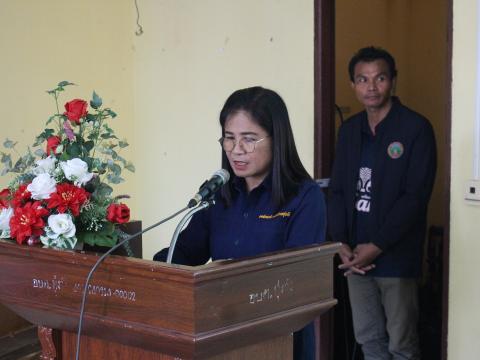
[335,0,447,228]
[449,0,480,358]
[0,0,135,335]
[0,0,136,202]
[133,0,314,259]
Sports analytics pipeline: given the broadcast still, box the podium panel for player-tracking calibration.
[0,240,339,359]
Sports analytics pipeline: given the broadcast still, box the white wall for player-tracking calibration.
[133,0,314,259]
[449,0,480,358]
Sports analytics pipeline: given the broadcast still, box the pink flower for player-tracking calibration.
[63,121,75,141]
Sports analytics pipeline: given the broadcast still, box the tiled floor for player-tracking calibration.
[0,326,41,360]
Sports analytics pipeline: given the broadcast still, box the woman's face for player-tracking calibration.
[223,110,272,192]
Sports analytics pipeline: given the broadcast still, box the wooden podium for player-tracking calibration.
[0,239,339,359]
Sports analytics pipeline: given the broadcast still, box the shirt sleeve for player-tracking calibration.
[372,120,437,251]
[153,207,211,265]
[285,183,327,248]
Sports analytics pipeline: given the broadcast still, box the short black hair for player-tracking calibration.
[219,86,311,208]
[348,46,397,82]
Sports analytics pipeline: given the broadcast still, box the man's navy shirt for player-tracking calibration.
[154,177,326,265]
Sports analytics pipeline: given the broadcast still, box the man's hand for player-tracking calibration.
[338,243,378,276]
[338,243,382,276]
[338,243,354,264]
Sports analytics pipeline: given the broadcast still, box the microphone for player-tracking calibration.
[188,169,230,208]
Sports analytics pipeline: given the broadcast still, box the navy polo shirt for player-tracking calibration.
[153,177,326,265]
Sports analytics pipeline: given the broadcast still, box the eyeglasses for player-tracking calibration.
[218,136,269,153]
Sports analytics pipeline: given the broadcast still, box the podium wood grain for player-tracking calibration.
[0,239,339,359]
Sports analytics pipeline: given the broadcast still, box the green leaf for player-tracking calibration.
[83,141,95,152]
[55,144,64,154]
[85,113,96,123]
[118,140,129,148]
[12,157,27,173]
[90,91,103,109]
[124,162,135,172]
[106,109,117,118]
[58,81,74,87]
[3,139,17,149]
[1,167,9,176]
[107,174,124,184]
[34,149,45,157]
[33,129,56,146]
[91,159,107,174]
[77,229,118,247]
[59,152,70,161]
[66,143,81,157]
[1,153,11,165]
[108,162,122,176]
[94,182,114,198]
[103,124,114,133]
[116,155,126,165]
[99,147,113,155]
[46,115,57,125]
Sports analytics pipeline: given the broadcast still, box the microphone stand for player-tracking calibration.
[75,205,189,360]
[166,200,213,264]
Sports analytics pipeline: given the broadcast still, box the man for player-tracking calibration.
[328,46,436,359]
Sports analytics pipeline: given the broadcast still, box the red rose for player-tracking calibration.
[46,136,61,155]
[0,188,11,209]
[47,183,89,216]
[64,99,88,124]
[106,203,130,224]
[9,201,49,244]
[12,184,31,208]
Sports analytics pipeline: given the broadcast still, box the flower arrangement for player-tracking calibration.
[0,81,134,250]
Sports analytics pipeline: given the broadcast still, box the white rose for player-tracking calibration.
[60,158,93,186]
[0,207,13,231]
[47,214,76,239]
[32,156,57,175]
[27,173,57,200]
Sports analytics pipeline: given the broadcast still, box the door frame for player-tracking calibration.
[313,1,452,359]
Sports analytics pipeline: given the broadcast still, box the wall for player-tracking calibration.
[0,0,135,336]
[0,0,136,200]
[133,0,314,259]
[0,0,314,333]
[449,0,480,357]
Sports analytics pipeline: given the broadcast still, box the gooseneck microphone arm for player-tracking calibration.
[166,200,213,264]
[75,205,189,360]
[75,169,229,359]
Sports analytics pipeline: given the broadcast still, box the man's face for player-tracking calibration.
[351,59,395,111]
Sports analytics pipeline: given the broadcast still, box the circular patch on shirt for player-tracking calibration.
[387,141,404,159]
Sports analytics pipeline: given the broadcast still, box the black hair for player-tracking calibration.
[219,86,311,208]
[348,46,397,82]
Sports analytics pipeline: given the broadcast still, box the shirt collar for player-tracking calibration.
[361,96,401,136]
[232,173,273,193]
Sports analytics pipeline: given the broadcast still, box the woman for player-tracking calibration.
[154,86,326,359]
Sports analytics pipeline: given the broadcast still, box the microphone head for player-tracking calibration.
[213,169,230,184]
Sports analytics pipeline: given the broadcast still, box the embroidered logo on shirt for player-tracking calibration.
[356,167,371,213]
[387,141,404,159]
[258,211,291,219]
